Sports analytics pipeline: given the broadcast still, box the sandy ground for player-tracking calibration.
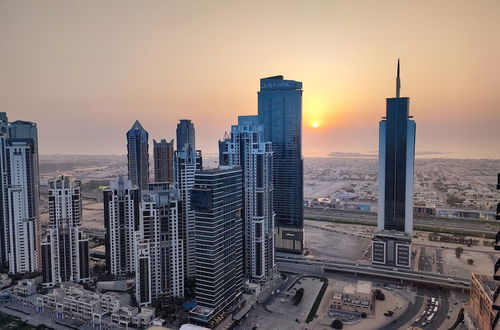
[304,181,349,199]
[304,221,371,262]
[441,249,493,277]
[309,279,409,330]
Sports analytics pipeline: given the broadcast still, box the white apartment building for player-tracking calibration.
[135,183,184,306]
[41,176,90,287]
[219,115,275,282]
[104,176,140,276]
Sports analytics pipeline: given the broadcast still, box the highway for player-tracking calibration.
[305,207,496,235]
[275,255,470,290]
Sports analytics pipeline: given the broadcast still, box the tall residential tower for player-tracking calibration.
[103,176,140,276]
[372,60,416,268]
[219,116,275,282]
[174,120,202,279]
[135,183,184,306]
[258,76,303,253]
[41,176,90,287]
[0,113,41,273]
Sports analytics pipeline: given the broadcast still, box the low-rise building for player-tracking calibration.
[465,273,497,330]
[12,279,38,296]
[330,281,373,314]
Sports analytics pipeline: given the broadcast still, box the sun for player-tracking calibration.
[312,122,319,128]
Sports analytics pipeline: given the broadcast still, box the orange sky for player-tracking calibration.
[0,0,499,158]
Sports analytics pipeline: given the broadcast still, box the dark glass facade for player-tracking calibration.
[383,97,410,231]
[176,119,195,152]
[257,76,303,229]
[127,121,149,191]
[191,167,243,319]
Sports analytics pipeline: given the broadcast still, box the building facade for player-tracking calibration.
[466,273,497,330]
[257,76,304,253]
[153,139,174,183]
[127,120,149,191]
[372,61,416,268]
[41,176,90,287]
[219,115,275,282]
[135,183,184,306]
[0,112,41,273]
[103,176,140,277]
[174,149,202,279]
[190,167,244,324]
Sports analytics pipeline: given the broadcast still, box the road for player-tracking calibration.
[305,207,496,235]
[276,255,470,290]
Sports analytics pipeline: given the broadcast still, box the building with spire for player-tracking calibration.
[127,121,150,191]
[372,60,416,268]
[153,139,174,183]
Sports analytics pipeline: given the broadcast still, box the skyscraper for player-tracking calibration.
[174,119,202,279]
[258,76,304,253]
[219,115,275,282]
[41,176,90,287]
[135,183,184,306]
[104,176,140,276]
[0,113,41,273]
[127,120,149,191]
[153,139,174,183]
[176,119,195,152]
[372,60,416,268]
[190,167,244,324]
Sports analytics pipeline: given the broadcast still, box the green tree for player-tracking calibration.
[455,246,464,258]
[331,319,343,329]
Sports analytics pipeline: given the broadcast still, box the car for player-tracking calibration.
[421,322,426,326]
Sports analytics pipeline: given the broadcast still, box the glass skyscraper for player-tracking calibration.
[258,75,304,253]
[127,120,149,191]
[372,60,416,268]
[176,119,195,152]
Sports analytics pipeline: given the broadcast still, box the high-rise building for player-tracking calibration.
[103,176,140,277]
[219,115,275,282]
[372,60,416,268]
[135,183,184,306]
[176,119,195,152]
[41,176,90,287]
[127,120,149,191]
[0,112,41,273]
[190,167,244,324]
[258,76,304,253]
[153,139,174,183]
[174,120,202,279]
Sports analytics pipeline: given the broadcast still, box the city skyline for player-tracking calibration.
[0,1,499,159]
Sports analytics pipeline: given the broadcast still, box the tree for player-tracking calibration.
[455,246,464,258]
[374,289,385,301]
[292,287,305,305]
[467,259,474,265]
[331,319,343,329]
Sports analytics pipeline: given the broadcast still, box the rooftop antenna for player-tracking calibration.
[396,58,401,98]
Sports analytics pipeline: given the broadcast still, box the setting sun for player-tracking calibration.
[312,122,319,128]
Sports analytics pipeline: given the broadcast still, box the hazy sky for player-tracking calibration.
[0,0,499,158]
